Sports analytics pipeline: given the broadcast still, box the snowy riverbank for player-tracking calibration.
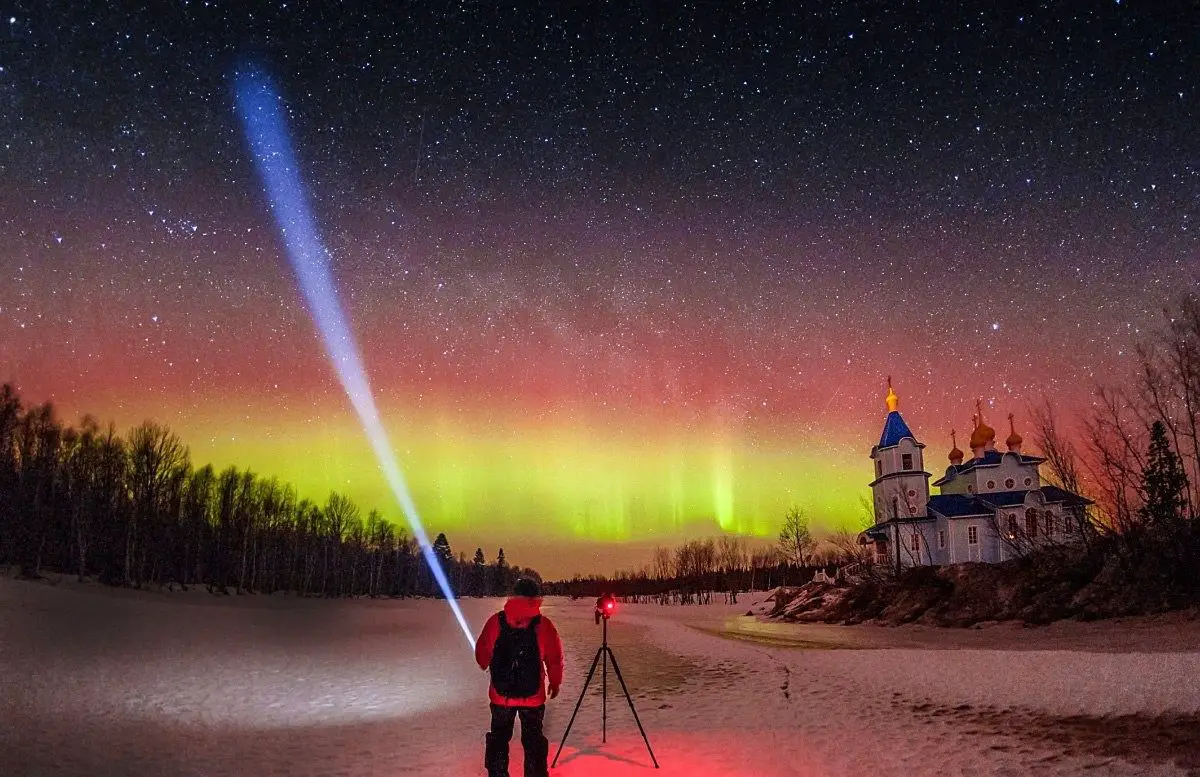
[3,578,1199,775]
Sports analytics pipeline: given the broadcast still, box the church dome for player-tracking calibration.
[1006,413,1023,451]
[948,429,964,464]
[969,411,995,450]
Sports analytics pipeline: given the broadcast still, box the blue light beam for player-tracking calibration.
[232,65,475,648]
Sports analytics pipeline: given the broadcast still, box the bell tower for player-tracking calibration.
[870,378,931,523]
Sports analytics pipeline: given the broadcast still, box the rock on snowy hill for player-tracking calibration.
[770,552,1200,627]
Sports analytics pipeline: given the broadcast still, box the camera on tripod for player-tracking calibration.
[556,592,659,769]
[594,593,616,624]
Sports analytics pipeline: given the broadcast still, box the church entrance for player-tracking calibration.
[874,539,890,566]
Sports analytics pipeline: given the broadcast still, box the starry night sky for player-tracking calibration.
[1,1,1196,577]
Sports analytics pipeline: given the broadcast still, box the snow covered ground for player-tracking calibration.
[3,578,1199,776]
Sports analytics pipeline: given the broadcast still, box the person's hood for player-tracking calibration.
[503,596,543,627]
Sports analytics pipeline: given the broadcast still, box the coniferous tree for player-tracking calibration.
[472,547,487,596]
[494,547,511,593]
[432,532,453,565]
[1140,421,1190,527]
[426,532,454,597]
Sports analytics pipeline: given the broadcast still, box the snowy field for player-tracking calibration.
[3,579,1200,776]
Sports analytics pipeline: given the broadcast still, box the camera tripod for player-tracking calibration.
[552,614,659,768]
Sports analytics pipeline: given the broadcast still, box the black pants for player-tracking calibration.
[485,703,548,777]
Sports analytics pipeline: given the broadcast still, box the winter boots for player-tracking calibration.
[520,731,549,777]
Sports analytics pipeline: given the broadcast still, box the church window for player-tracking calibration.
[907,489,917,498]
[876,460,882,478]
[1005,478,1015,489]
[1044,514,1055,537]
[986,480,996,490]
[1024,477,1033,486]
[1007,515,1018,537]
[967,526,979,545]
[1025,509,1038,538]
[1064,514,1075,534]
[902,453,913,470]
[911,533,921,552]
[938,530,946,549]
[892,496,900,518]
[967,484,975,493]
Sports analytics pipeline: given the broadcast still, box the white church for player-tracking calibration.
[860,381,1091,568]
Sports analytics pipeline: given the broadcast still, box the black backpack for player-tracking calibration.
[490,612,543,698]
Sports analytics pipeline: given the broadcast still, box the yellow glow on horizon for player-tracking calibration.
[172,403,871,550]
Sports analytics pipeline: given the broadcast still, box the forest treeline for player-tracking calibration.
[543,522,857,604]
[0,385,538,598]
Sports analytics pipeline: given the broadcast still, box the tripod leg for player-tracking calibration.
[604,647,660,768]
[602,645,608,743]
[551,647,604,768]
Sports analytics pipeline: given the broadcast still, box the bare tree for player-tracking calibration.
[777,506,815,567]
[716,535,745,602]
[126,421,189,586]
[812,528,872,566]
[749,546,778,590]
[1083,387,1149,532]
[857,494,877,530]
[1029,399,1084,494]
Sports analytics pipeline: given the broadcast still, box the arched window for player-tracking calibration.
[892,496,900,518]
[1025,508,1038,538]
[911,533,921,552]
[1007,514,1018,538]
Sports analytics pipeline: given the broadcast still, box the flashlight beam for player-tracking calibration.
[233,64,474,648]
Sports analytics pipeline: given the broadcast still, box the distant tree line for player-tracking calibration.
[544,513,865,605]
[0,384,538,597]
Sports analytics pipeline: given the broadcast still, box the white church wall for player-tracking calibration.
[937,471,971,495]
[968,453,1040,495]
[946,518,989,562]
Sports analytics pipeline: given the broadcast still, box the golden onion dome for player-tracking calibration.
[969,404,995,450]
[948,429,964,464]
[1006,413,1023,450]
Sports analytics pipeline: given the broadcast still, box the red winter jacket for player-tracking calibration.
[474,596,564,707]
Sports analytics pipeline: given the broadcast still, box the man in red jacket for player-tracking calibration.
[475,578,564,777]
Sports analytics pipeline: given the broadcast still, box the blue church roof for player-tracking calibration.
[980,486,1093,508]
[927,494,992,518]
[878,411,916,448]
[1040,485,1093,506]
[926,487,1093,519]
